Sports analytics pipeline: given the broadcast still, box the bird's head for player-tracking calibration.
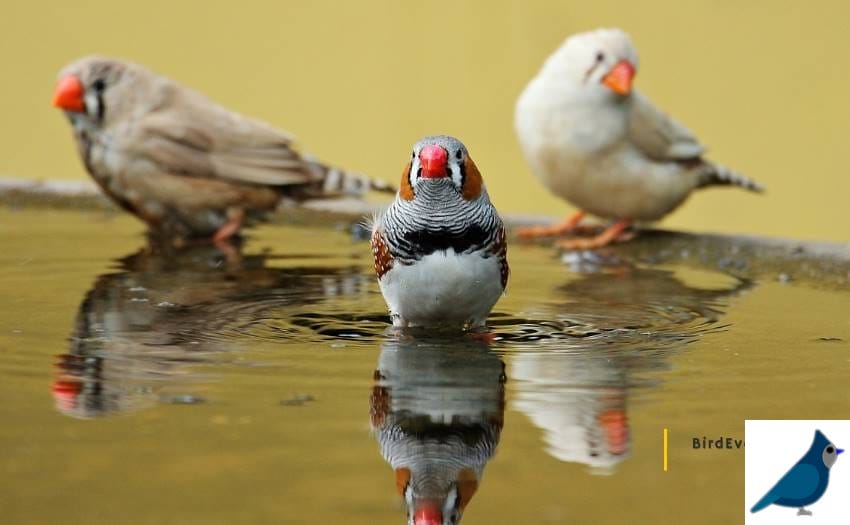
[396,467,479,525]
[399,135,485,203]
[814,430,844,469]
[52,56,142,130]
[545,28,638,100]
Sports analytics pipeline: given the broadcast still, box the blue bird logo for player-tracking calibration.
[750,430,843,516]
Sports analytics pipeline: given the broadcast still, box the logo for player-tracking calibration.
[746,420,847,523]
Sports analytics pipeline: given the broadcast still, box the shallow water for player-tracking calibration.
[1,208,849,524]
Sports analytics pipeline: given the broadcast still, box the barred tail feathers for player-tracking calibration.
[698,163,764,193]
[306,158,396,197]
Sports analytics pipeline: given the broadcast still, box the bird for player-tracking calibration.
[370,135,508,328]
[370,337,504,525]
[53,242,368,419]
[750,429,843,516]
[514,28,764,250]
[51,56,395,243]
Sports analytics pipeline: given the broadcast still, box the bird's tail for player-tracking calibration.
[698,163,764,193]
[305,157,396,197]
[750,491,778,513]
[750,499,770,513]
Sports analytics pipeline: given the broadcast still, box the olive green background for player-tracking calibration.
[3,0,849,241]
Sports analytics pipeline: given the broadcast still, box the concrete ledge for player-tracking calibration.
[2,177,848,287]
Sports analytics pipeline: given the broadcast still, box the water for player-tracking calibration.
[1,208,849,524]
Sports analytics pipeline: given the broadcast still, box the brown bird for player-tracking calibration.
[52,56,395,242]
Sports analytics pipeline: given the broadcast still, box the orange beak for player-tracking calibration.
[52,75,86,112]
[601,60,635,96]
[598,407,630,455]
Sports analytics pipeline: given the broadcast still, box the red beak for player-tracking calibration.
[52,75,86,112]
[413,501,442,525]
[601,60,636,95]
[419,144,448,179]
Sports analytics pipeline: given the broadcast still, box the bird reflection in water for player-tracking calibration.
[370,337,505,525]
[52,240,365,418]
[510,262,753,473]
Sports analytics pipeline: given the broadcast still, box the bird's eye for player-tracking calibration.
[595,52,605,62]
[411,151,415,159]
[92,78,106,92]
[455,150,462,160]
[828,446,835,453]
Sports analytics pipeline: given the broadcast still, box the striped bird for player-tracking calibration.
[52,56,395,242]
[370,338,505,525]
[371,136,508,328]
[515,28,764,249]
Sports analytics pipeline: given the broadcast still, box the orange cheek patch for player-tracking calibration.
[456,468,479,511]
[399,161,414,201]
[395,468,411,496]
[462,157,483,200]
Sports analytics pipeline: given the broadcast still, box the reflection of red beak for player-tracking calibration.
[413,501,442,525]
[52,379,81,411]
[601,60,635,95]
[598,408,629,456]
[52,75,86,112]
[419,145,448,179]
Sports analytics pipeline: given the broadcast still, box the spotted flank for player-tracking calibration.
[371,228,394,279]
[491,225,510,290]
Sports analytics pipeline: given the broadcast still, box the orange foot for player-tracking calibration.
[213,209,244,244]
[556,219,634,250]
[517,211,586,239]
[466,330,497,344]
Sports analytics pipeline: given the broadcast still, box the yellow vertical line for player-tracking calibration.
[663,428,668,472]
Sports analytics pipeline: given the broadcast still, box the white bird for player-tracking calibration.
[515,28,763,249]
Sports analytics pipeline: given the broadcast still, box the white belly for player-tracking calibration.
[515,87,699,221]
[547,147,699,221]
[379,249,504,328]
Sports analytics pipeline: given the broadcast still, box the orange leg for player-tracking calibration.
[466,330,497,344]
[555,219,634,250]
[213,208,245,244]
[517,211,586,239]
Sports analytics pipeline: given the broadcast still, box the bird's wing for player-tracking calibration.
[125,87,316,187]
[628,92,706,162]
[750,463,819,512]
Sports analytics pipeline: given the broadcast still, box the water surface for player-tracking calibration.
[1,208,849,524]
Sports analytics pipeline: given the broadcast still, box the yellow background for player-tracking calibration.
[3,0,849,242]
